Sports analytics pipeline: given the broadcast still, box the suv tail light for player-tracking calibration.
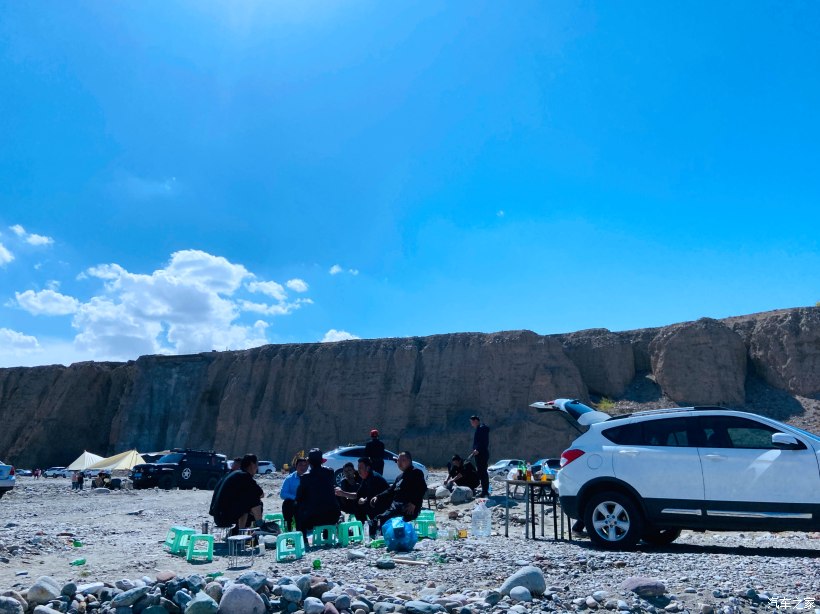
[560,449,585,467]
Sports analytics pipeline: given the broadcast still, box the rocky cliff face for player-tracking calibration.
[1,308,818,468]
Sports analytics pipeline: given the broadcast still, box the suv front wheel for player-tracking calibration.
[584,491,644,550]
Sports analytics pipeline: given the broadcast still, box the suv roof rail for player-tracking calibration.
[612,405,732,420]
[170,448,217,454]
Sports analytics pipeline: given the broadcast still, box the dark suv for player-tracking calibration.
[130,449,228,490]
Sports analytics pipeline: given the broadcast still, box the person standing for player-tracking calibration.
[77,470,85,491]
[469,415,490,497]
[364,429,385,476]
[295,449,341,539]
[280,456,307,531]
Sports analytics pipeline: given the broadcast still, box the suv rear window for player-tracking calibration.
[157,453,184,464]
[603,417,695,447]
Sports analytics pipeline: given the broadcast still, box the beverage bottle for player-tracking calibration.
[70,558,86,566]
[470,500,492,538]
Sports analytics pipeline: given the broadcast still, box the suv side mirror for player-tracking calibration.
[772,433,804,450]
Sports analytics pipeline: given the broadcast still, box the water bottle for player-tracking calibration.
[471,500,492,538]
[70,558,86,566]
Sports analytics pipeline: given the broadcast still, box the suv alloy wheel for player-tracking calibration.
[584,490,644,549]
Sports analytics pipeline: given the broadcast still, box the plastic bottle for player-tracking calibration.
[471,500,492,538]
[70,558,86,566]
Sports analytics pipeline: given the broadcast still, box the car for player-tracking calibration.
[322,446,428,486]
[257,461,276,474]
[538,398,820,549]
[487,459,526,478]
[43,466,71,478]
[15,468,32,477]
[0,461,15,498]
[130,449,228,490]
[531,457,561,479]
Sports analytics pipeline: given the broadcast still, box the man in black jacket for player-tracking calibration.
[364,429,385,476]
[370,451,427,532]
[209,454,264,533]
[469,415,490,497]
[444,454,480,491]
[336,457,389,535]
[296,448,341,539]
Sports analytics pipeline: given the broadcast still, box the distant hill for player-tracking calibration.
[1,307,818,468]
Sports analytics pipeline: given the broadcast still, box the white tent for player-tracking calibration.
[66,450,104,470]
[87,449,146,471]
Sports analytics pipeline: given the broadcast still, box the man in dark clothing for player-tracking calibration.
[336,457,389,535]
[444,454,480,490]
[469,415,490,497]
[364,429,385,476]
[335,462,362,516]
[369,451,427,532]
[296,448,341,539]
[209,454,264,532]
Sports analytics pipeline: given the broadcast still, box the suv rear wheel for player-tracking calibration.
[584,491,643,550]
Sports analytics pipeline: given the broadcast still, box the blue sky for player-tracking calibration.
[1,1,819,367]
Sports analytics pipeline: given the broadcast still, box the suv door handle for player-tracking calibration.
[704,454,727,461]
[618,449,640,457]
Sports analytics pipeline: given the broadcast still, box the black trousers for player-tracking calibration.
[475,452,489,495]
[282,499,297,530]
[375,501,418,532]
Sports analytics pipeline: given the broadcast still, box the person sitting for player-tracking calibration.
[336,457,389,537]
[443,455,480,491]
[209,454,264,534]
[369,451,427,533]
[334,462,361,516]
[280,456,307,531]
[296,449,341,540]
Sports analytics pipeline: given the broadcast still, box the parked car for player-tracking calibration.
[43,467,71,478]
[0,461,15,498]
[531,457,561,479]
[130,449,228,490]
[540,398,820,549]
[15,468,32,477]
[322,446,428,486]
[257,461,276,474]
[487,459,526,478]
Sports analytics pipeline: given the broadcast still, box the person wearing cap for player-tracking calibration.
[296,448,341,539]
[364,429,385,476]
[468,415,491,497]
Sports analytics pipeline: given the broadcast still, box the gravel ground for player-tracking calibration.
[1,474,819,613]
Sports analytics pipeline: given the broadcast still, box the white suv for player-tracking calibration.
[538,399,820,549]
[0,461,15,499]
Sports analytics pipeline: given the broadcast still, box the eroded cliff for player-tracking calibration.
[1,308,818,468]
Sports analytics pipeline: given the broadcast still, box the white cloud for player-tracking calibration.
[286,278,308,293]
[0,327,40,352]
[247,280,287,301]
[15,289,80,315]
[329,264,359,276]
[0,243,13,266]
[9,224,54,246]
[321,329,360,342]
[63,249,313,361]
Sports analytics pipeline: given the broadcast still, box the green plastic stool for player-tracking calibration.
[275,532,306,562]
[263,512,287,531]
[164,526,196,554]
[416,519,438,539]
[311,525,339,548]
[338,520,364,546]
[186,534,214,563]
[417,510,435,521]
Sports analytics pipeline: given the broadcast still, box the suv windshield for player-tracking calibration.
[157,453,184,464]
